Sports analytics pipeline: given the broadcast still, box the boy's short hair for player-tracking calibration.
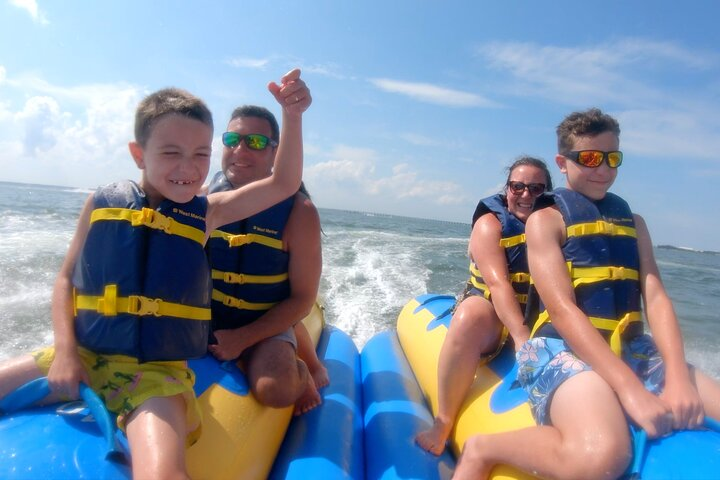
[229,105,280,143]
[135,88,213,146]
[556,108,620,154]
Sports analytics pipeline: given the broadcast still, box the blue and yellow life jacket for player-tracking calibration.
[73,180,211,362]
[529,188,643,355]
[468,194,530,310]
[206,172,294,330]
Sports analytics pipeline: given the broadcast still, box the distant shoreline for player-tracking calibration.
[2,180,717,252]
[656,244,720,255]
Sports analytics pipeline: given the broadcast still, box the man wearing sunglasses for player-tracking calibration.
[454,108,720,480]
[203,105,328,416]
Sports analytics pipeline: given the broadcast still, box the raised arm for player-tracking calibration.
[47,196,93,398]
[471,214,529,348]
[206,68,311,233]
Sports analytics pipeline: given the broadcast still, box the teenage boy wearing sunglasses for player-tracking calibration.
[453,108,720,480]
[202,104,328,416]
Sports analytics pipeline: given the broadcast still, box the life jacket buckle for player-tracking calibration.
[129,295,162,317]
[223,272,245,284]
[228,234,250,247]
[131,208,173,234]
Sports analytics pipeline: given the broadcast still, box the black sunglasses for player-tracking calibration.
[506,181,546,197]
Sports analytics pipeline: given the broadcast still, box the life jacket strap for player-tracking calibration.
[90,208,205,245]
[566,220,637,238]
[211,289,278,311]
[211,269,289,285]
[74,285,211,321]
[499,232,526,248]
[567,263,640,288]
[530,310,642,356]
[210,230,283,250]
[469,277,528,305]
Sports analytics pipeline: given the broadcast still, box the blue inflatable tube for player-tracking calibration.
[270,326,364,479]
[361,330,455,480]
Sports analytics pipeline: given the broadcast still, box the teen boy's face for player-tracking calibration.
[130,114,212,207]
[556,131,619,201]
[221,116,277,189]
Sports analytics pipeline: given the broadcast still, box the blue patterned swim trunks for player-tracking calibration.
[516,334,665,425]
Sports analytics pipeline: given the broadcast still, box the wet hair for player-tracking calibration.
[556,107,620,155]
[134,88,213,147]
[229,105,280,143]
[504,155,553,191]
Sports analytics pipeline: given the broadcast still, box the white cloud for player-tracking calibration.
[305,144,469,208]
[0,73,143,187]
[369,78,500,108]
[300,62,349,80]
[474,39,720,165]
[225,57,271,69]
[619,108,720,161]
[9,0,48,24]
[0,65,6,84]
[475,39,717,107]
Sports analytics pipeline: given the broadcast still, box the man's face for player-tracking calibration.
[221,116,276,188]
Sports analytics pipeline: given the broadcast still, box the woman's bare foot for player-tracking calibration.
[293,376,322,416]
[309,363,329,389]
[415,418,452,456]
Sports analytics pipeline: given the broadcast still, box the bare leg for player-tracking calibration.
[0,354,45,398]
[295,323,329,388]
[247,339,308,410]
[416,296,502,455]
[454,371,631,480]
[694,369,720,421]
[125,394,189,480]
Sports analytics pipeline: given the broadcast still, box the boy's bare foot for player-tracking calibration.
[293,376,322,416]
[415,418,452,456]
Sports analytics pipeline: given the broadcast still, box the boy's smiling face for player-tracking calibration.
[556,131,619,201]
[130,114,213,207]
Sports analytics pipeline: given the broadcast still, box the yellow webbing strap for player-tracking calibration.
[568,264,639,288]
[469,277,527,304]
[211,270,289,285]
[74,285,210,321]
[90,208,205,245]
[566,220,637,239]
[499,233,526,248]
[210,230,283,250]
[211,289,278,311]
[530,310,642,356]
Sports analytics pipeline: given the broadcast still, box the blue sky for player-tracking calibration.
[1,1,719,251]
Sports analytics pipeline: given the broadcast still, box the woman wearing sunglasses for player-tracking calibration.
[416,156,552,456]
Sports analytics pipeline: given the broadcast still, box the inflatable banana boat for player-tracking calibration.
[376,293,720,480]
[0,302,363,480]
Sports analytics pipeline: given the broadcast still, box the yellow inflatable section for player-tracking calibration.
[397,295,538,480]
[186,301,324,480]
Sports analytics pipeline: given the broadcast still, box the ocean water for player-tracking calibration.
[1,181,719,378]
